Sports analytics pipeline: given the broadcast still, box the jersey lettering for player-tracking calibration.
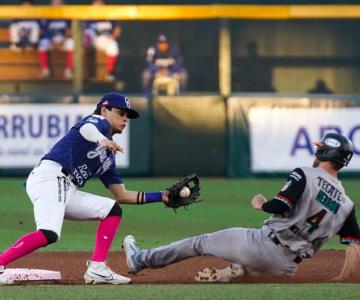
[86,145,113,175]
[95,157,112,175]
[316,176,343,202]
[42,115,122,188]
[86,117,99,124]
[73,168,83,186]
[315,190,341,214]
[264,167,354,258]
[289,171,302,181]
[87,145,107,162]
[78,164,91,180]
[72,164,91,186]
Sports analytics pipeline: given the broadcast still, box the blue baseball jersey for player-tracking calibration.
[85,21,119,36]
[40,20,70,39]
[146,45,183,73]
[42,115,122,188]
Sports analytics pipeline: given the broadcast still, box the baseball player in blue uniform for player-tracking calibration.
[0,93,170,285]
[38,0,74,79]
[123,133,360,283]
[9,0,40,51]
[142,34,188,94]
[84,0,121,82]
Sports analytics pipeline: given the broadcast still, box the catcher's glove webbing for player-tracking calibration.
[165,173,201,211]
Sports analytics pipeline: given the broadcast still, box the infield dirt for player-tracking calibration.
[5,249,360,285]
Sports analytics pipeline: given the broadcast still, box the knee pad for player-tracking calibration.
[39,229,58,245]
[107,202,122,217]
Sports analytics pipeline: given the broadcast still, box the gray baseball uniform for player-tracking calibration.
[265,167,353,258]
[135,166,360,277]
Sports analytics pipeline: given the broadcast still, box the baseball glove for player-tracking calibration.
[165,173,201,211]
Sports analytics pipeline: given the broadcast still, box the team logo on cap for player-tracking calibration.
[324,138,341,148]
[124,97,130,108]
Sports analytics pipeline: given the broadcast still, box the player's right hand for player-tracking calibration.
[251,194,266,211]
[99,139,124,154]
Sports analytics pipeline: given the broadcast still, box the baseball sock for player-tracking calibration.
[38,50,49,70]
[106,55,117,73]
[91,216,121,262]
[66,51,73,69]
[0,230,48,266]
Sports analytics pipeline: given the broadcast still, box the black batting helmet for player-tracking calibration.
[313,132,353,167]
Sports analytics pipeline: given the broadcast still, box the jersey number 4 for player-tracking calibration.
[305,209,327,233]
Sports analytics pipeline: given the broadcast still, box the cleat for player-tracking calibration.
[195,264,245,283]
[122,235,144,274]
[84,260,131,285]
[0,266,14,285]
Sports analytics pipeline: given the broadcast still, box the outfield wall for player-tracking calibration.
[0,95,151,176]
[1,94,360,177]
[152,95,226,176]
[227,94,360,177]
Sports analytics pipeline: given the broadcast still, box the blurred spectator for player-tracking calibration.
[38,0,74,79]
[307,79,334,94]
[142,34,188,95]
[9,0,40,51]
[84,0,121,82]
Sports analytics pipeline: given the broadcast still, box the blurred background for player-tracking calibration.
[0,0,360,178]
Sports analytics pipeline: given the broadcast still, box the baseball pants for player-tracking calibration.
[38,36,75,52]
[84,29,119,56]
[138,226,298,277]
[26,160,116,238]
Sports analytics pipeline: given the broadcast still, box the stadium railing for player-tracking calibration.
[0,4,360,94]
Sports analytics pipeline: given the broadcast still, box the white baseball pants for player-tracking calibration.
[25,160,116,238]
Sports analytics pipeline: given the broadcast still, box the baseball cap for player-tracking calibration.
[97,92,139,119]
[157,34,168,43]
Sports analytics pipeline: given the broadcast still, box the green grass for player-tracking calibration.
[1,284,360,300]
[1,177,359,251]
[1,177,360,298]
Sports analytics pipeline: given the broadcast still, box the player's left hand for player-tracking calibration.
[251,194,267,211]
[164,174,201,211]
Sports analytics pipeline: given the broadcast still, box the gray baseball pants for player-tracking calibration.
[138,226,298,277]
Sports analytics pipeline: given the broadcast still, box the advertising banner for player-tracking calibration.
[0,104,129,168]
[249,107,360,172]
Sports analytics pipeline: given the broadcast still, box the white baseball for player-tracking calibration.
[179,187,191,198]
